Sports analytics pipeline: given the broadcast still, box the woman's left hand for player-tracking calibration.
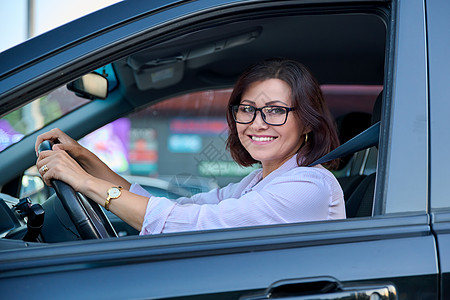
[37,148,92,192]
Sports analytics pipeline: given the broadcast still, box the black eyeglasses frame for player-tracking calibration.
[230,104,295,126]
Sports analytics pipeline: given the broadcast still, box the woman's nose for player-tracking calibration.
[251,111,269,129]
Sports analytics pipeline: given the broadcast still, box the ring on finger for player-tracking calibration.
[40,164,49,174]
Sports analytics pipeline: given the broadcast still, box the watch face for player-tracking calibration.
[109,187,121,198]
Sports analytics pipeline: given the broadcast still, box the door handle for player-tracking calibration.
[241,276,397,300]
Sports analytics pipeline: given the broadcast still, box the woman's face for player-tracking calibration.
[237,78,306,173]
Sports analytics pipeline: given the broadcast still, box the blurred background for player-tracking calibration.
[0,0,122,53]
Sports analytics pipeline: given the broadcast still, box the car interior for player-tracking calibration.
[0,5,388,243]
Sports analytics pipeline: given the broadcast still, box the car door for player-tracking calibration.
[0,0,439,299]
[427,0,450,299]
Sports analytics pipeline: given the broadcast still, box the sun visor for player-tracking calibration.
[133,61,184,90]
[128,27,262,90]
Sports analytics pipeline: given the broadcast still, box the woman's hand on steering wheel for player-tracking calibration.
[36,140,118,239]
[36,143,92,192]
[35,128,83,159]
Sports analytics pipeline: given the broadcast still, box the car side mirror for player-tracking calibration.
[67,72,108,100]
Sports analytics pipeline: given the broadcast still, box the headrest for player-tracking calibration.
[336,112,372,145]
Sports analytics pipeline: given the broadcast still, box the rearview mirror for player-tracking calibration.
[67,72,108,100]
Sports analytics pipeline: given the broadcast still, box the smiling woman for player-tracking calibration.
[227,58,340,170]
[35,57,346,235]
[234,78,304,177]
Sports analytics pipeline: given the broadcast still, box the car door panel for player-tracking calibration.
[432,213,450,300]
[427,0,450,298]
[0,215,437,299]
[377,0,428,215]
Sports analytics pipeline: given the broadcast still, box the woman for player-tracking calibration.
[35,58,345,235]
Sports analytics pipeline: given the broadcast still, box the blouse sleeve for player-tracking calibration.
[140,168,342,235]
[129,182,152,198]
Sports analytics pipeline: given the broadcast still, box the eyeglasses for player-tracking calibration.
[230,104,295,126]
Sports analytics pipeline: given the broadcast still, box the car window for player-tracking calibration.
[79,85,382,200]
[7,5,397,237]
[0,87,89,152]
[79,88,257,196]
[20,83,381,206]
[0,65,117,153]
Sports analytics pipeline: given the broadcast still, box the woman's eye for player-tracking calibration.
[241,105,254,113]
[266,107,285,114]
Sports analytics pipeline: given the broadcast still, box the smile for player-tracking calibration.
[250,136,277,142]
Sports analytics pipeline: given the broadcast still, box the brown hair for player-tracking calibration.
[226,58,339,168]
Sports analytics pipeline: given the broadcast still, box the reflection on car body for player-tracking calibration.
[123,174,220,198]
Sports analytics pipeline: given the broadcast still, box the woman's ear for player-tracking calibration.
[303,128,312,136]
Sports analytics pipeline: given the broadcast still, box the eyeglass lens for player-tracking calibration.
[233,105,289,125]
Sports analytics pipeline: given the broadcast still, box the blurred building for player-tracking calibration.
[0,0,121,53]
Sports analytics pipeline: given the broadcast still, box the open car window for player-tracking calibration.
[19,83,382,225]
[78,83,382,223]
[5,2,397,241]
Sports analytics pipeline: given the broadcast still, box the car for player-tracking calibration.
[0,0,449,299]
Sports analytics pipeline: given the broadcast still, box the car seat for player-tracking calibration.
[344,92,382,218]
[335,112,372,200]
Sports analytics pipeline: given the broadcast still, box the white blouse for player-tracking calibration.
[131,154,346,235]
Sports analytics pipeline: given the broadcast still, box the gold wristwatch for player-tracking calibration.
[105,186,122,211]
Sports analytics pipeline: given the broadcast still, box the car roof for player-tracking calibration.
[0,0,183,78]
[0,0,387,117]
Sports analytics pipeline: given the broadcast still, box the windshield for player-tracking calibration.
[0,86,90,152]
[0,65,117,152]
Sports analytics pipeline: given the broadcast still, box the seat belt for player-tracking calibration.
[308,121,380,167]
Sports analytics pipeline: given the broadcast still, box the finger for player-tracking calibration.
[34,128,74,154]
[36,153,53,175]
[36,150,68,174]
[35,128,63,154]
[39,152,86,190]
[36,144,72,166]
[52,143,75,152]
[37,154,65,184]
[36,157,53,186]
[53,141,85,163]
[40,168,54,187]
[38,164,50,176]
[36,148,56,163]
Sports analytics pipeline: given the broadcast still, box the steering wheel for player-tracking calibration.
[38,141,117,239]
